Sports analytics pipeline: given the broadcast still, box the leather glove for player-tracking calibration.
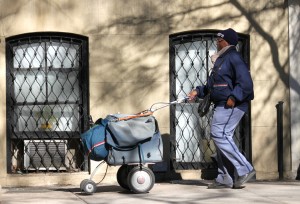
[226,96,236,108]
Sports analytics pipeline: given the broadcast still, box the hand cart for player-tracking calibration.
[80,97,188,194]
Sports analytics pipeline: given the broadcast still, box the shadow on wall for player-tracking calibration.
[93,0,298,125]
[84,0,298,174]
[0,2,298,105]
[230,0,297,170]
[1,1,297,114]
[87,0,295,115]
[1,0,299,175]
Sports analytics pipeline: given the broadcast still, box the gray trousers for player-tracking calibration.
[211,106,254,186]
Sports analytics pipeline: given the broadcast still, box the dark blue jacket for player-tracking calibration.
[196,46,254,112]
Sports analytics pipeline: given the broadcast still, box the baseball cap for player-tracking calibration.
[217,28,238,46]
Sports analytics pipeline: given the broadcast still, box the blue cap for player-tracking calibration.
[217,28,238,46]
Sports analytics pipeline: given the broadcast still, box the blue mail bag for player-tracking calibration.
[80,119,109,161]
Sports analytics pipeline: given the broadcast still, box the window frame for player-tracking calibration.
[169,30,252,170]
[6,32,90,173]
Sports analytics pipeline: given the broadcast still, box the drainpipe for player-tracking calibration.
[276,101,284,180]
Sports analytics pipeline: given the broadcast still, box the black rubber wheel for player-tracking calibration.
[116,165,132,190]
[82,180,97,194]
[127,166,155,194]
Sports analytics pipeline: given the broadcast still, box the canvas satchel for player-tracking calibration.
[106,114,156,148]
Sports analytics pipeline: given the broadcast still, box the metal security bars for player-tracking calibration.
[6,32,89,173]
[169,30,251,170]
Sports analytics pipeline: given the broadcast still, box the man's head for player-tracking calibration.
[216,28,238,51]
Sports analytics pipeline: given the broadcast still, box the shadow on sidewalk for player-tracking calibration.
[169,180,209,186]
[53,184,143,195]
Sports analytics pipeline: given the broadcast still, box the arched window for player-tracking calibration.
[6,32,89,173]
[169,30,251,171]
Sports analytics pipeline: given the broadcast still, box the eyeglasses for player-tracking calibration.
[217,38,224,42]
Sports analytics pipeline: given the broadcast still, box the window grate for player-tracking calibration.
[169,30,251,170]
[6,33,89,173]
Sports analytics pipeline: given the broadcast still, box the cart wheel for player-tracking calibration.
[127,166,155,194]
[82,180,97,194]
[117,165,131,190]
[80,179,90,191]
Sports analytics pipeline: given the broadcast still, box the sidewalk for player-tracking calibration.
[1,180,300,204]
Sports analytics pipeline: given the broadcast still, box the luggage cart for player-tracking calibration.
[80,98,187,194]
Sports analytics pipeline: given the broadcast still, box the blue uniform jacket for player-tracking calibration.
[196,46,254,112]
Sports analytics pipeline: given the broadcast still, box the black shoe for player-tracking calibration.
[207,181,232,189]
[233,169,256,188]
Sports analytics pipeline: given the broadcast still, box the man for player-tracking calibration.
[188,28,255,189]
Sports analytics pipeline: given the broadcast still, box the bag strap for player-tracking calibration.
[108,110,154,122]
[115,110,153,121]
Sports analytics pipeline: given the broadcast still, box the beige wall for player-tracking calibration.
[0,0,294,186]
[289,0,300,179]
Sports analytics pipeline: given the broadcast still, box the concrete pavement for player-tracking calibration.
[1,180,300,204]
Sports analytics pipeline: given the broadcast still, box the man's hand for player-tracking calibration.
[226,96,235,108]
[188,90,198,101]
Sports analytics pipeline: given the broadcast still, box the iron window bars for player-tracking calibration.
[169,30,251,170]
[6,32,89,173]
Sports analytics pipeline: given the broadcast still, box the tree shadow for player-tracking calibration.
[0,1,297,110]
[1,0,297,118]
[230,0,299,173]
[1,0,299,183]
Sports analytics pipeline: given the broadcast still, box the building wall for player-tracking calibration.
[0,0,294,186]
[289,0,300,178]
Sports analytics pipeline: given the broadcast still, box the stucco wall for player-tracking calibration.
[0,0,293,186]
[289,0,300,178]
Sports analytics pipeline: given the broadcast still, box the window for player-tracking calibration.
[6,32,89,173]
[169,30,251,170]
